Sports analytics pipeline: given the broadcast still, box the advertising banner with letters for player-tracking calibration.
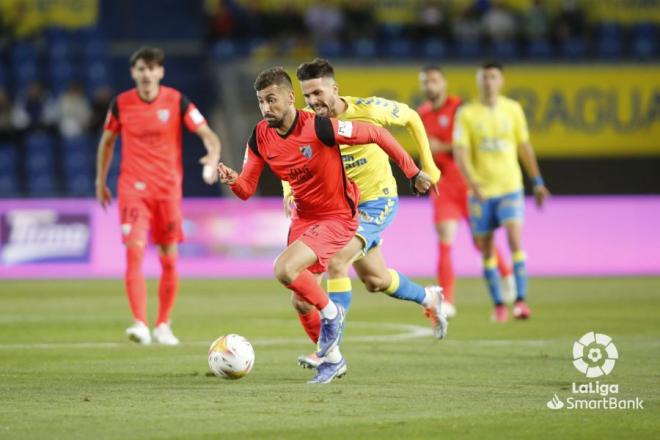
[0,197,658,279]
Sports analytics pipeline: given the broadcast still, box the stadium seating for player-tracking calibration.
[631,23,657,58]
[24,132,58,197]
[61,136,94,197]
[596,23,624,58]
[0,143,20,197]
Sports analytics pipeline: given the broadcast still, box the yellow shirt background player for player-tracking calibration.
[453,61,549,323]
[453,95,528,198]
[289,59,447,371]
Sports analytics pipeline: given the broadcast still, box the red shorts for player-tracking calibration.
[287,215,358,274]
[118,197,183,245]
[431,182,469,224]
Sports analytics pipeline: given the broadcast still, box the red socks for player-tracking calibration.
[438,242,455,304]
[156,254,179,325]
[495,247,513,277]
[286,270,329,310]
[125,246,147,323]
[297,309,321,343]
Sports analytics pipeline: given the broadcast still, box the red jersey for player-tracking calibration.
[104,86,207,199]
[418,96,464,187]
[231,110,419,220]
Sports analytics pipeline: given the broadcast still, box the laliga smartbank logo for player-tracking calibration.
[572,331,618,377]
[546,332,644,411]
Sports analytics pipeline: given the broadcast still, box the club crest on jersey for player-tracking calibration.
[157,109,170,123]
[299,145,312,159]
[439,115,449,127]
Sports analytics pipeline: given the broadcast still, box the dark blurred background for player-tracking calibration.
[0,0,658,200]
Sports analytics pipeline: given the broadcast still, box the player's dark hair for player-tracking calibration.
[130,47,165,67]
[296,58,336,81]
[254,67,293,91]
[481,60,503,71]
[421,65,444,74]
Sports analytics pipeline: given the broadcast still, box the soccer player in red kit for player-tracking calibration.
[217,67,432,384]
[418,66,513,318]
[95,47,222,345]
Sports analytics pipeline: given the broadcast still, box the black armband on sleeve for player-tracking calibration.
[314,115,336,147]
[247,127,261,158]
[180,94,192,117]
[110,98,119,119]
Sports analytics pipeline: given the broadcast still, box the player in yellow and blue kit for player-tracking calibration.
[285,58,447,368]
[453,61,550,322]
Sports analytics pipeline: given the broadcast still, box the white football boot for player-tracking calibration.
[423,285,448,339]
[501,274,517,305]
[441,301,457,319]
[126,321,151,345]
[152,322,180,346]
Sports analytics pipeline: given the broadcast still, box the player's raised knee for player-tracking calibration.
[273,258,299,285]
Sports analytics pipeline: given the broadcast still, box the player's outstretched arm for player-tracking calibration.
[217,146,265,200]
[518,140,550,208]
[95,129,118,210]
[195,124,222,185]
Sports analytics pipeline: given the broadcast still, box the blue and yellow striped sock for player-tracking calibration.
[384,269,426,305]
[513,250,527,302]
[328,277,352,313]
[483,256,503,305]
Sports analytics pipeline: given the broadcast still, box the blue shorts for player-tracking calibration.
[355,197,398,255]
[469,190,524,236]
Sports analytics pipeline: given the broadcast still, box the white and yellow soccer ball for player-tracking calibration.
[208,334,255,379]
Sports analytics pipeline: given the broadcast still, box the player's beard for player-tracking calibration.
[265,115,284,128]
[424,89,439,101]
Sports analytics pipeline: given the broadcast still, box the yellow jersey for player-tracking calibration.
[453,96,529,198]
[284,96,439,203]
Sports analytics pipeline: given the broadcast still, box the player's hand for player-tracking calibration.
[95,181,112,210]
[470,183,485,202]
[199,153,220,185]
[533,185,550,209]
[217,163,238,185]
[412,171,433,195]
[283,194,296,218]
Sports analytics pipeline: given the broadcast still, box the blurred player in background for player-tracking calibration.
[217,67,435,383]
[288,58,447,370]
[418,65,514,318]
[95,47,222,345]
[453,61,550,322]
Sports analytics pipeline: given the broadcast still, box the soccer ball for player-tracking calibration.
[208,334,255,379]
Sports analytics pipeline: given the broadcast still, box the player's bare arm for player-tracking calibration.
[454,145,485,202]
[95,129,118,210]
[196,124,222,184]
[518,140,550,208]
[429,136,453,153]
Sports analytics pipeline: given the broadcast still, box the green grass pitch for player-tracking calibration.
[1,277,658,439]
